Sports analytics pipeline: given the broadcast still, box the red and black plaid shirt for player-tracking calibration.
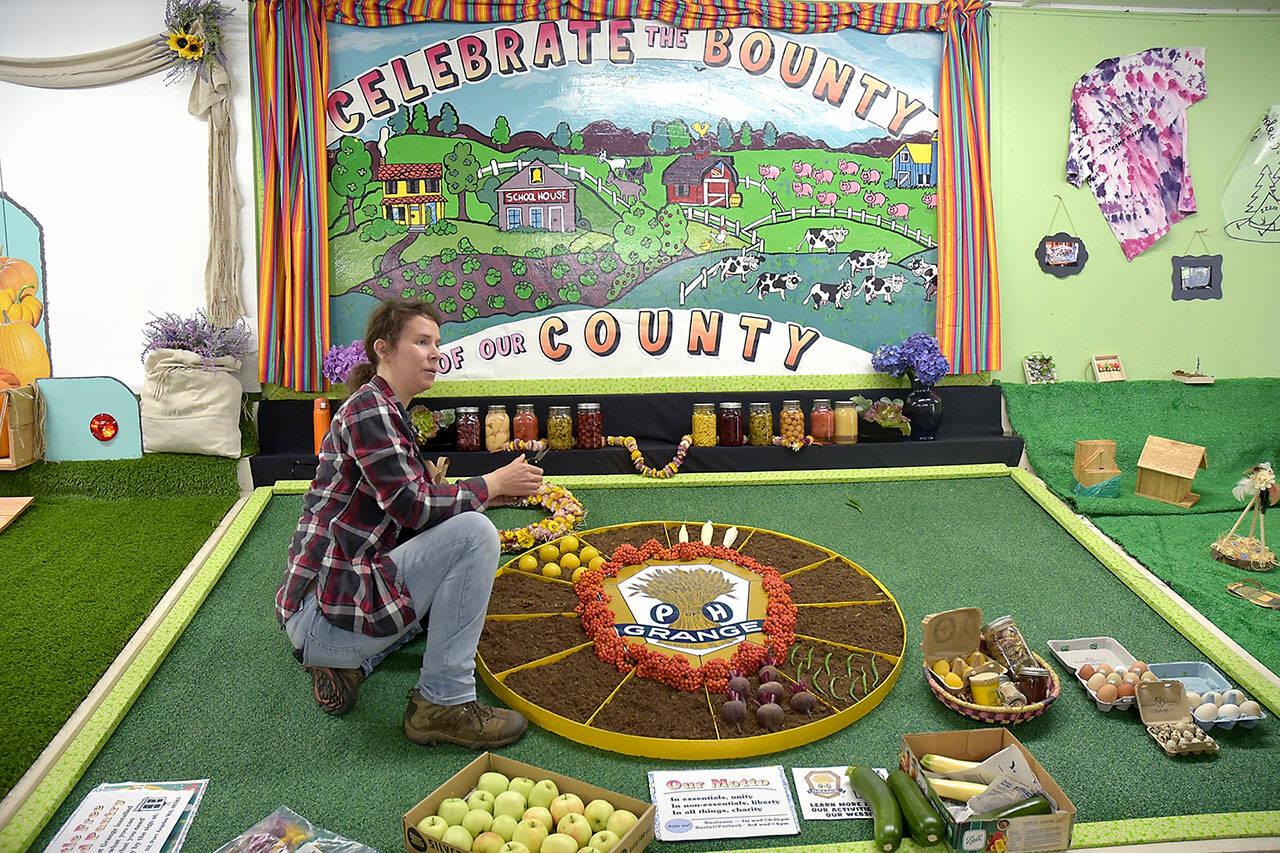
[277,375,489,636]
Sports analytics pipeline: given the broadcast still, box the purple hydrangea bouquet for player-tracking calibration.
[321,340,369,386]
[871,332,951,388]
[141,310,254,370]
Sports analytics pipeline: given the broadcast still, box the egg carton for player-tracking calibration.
[1145,721,1219,756]
[1147,662,1267,731]
[1046,637,1139,712]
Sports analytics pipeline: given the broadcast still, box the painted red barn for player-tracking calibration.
[660,156,740,207]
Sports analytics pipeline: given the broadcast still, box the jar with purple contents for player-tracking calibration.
[717,402,743,447]
[456,406,481,452]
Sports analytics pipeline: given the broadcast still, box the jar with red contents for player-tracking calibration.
[576,402,603,449]
[455,406,481,452]
[513,403,539,441]
[717,402,744,447]
[810,399,833,443]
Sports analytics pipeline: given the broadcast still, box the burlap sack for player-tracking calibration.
[141,349,242,457]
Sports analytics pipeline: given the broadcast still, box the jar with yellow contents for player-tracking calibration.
[691,402,717,446]
[747,402,773,446]
[547,405,573,450]
[779,400,805,444]
[484,405,511,452]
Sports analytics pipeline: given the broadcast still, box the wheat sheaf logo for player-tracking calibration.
[633,567,736,650]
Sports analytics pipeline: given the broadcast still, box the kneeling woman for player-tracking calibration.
[276,299,543,748]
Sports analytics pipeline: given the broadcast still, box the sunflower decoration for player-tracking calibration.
[158,0,232,81]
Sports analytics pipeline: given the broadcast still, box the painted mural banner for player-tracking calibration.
[326,20,941,382]
[1223,105,1280,244]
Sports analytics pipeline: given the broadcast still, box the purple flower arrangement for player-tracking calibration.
[871,332,951,387]
[322,340,369,386]
[141,310,254,370]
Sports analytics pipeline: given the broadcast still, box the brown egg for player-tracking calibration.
[1096,663,1113,675]
[1130,661,1148,675]
[1123,672,1140,684]
[1116,682,1136,699]
[1087,672,1107,691]
[1077,664,1096,680]
[1097,683,1120,703]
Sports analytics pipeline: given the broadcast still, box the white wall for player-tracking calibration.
[0,0,258,392]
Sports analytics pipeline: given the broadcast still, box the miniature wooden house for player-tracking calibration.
[1073,440,1122,487]
[1135,436,1208,508]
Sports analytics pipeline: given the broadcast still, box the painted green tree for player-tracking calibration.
[667,119,692,151]
[716,118,734,150]
[331,136,373,236]
[491,116,511,147]
[612,202,662,276]
[648,120,670,154]
[443,142,482,222]
[390,104,410,135]
[438,102,460,135]
[656,203,689,261]
[763,121,778,148]
[411,103,431,134]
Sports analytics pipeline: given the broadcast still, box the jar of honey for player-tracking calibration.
[513,403,539,441]
[691,402,717,447]
[547,406,573,450]
[576,402,603,449]
[717,402,743,446]
[779,400,804,443]
[810,399,833,443]
[833,400,858,444]
[456,407,481,452]
[484,405,511,452]
[747,402,773,446]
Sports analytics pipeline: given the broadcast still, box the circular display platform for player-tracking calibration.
[477,521,906,758]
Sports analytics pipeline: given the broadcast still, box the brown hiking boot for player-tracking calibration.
[307,666,364,715]
[404,690,528,748]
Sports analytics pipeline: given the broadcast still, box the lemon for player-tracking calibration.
[571,567,585,583]
[579,546,600,564]
[587,556,606,572]
[944,672,963,689]
[541,563,562,579]
[930,659,951,677]
[559,535,580,553]
[559,552,581,571]
[537,544,560,563]
[517,554,538,573]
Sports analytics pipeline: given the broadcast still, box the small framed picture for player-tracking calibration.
[1035,232,1089,277]
[1023,352,1058,385]
[1091,353,1126,382]
[1171,254,1223,301]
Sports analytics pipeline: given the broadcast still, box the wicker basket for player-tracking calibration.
[925,651,1060,725]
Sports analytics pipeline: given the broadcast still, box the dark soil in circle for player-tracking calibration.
[589,675,720,739]
[778,639,894,709]
[795,602,905,655]
[500,646,628,723]
[479,615,588,674]
[580,523,671,557]
[736,533,830,571]
[784,558,890,603]
[487,571,578,615]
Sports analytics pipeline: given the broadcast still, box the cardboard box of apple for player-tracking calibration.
[403,754,654,853]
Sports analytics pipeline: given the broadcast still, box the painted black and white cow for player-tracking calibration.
[716,254,764,282]
[747,271,803,301]
[796,226,849,253]
[860,272,908,304]
[838,247,892,273]
[904,256,938,302]
[802,279,854,310]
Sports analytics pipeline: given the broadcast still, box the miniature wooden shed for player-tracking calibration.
[1135,436,1208,508]
[1074,440,1122,487]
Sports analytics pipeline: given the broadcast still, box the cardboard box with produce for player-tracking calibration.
[900,729,1075,853]
[403,752,654,853]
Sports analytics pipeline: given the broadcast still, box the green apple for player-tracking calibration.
[476,771,511,797]
[555,813,592,848]
[527,779,559,810]
[522,807,553,833]
[438,797,472,827]
[508,777,537,801]
[467,790,497,814]
[498,843,531,853]
[493,790,527,820]
[416,815,450,840]
[511,818,548,853]
[491,814,519,842]
[582,800,614,833]
[540,833,579,853]
[462,809,494,837]
[588,830,620,853]
[473,831,506,853]
[441,824,474,851]
[549,793,584,825]
[605,810,637,838]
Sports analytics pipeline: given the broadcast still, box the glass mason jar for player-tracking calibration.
[779,399,804,444]
[547,405,574,450]
[456,406,481,452]
[691,402,717,447]
[717,402,743,447]
[576,402,603,450]
[513,403,539,442]
[484,405,511,452]
[980,615,1037,674]
[833,400,858,444]
[747,402,773,446]
[810,398,833,443]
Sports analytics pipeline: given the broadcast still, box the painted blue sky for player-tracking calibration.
[328,20,942,147]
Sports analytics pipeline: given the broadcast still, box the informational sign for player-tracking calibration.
[647,765,800,841]
[44,779,208,853]
[790,766,887,820]
[326,20,942,382]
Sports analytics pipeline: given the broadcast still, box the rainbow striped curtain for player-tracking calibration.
[253,0,998,388]
[251,0,332,391]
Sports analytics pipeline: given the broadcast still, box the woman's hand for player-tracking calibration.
[483,454,544,501]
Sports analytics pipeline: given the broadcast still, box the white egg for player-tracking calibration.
[1217,703,1240,721]
[1239,700,1262,717]
[1193,702,1219,722]
[1185,691,1202,709]
[1203,691,1224,707]
[1222,689,1246,706]
[1113,664,1128,676]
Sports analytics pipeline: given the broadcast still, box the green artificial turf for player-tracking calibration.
[1000,379,1280,517]
[0,455,240,800]
[29,478,1280,853]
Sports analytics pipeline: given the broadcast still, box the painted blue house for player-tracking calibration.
[891,133,938,188]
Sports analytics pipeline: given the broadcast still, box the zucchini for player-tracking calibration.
[886,769,944,847]
[971,795,1053,821]
[847,765,902,853]
[925,777,988,803]
[919,753,982,775]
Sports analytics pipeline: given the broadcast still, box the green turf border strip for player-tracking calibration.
[1010,468,1280,717]
[0,487,275,853]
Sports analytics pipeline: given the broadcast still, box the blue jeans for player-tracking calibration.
[284,512,500,705]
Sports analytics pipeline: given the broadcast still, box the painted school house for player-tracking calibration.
[496,161,577,232]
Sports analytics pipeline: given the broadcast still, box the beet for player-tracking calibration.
[757,664,780,684]
[720,690,748,734]
[727,674,750,697]
[757,680,786,700]
[756,701,785,732]
[789,690,818,717]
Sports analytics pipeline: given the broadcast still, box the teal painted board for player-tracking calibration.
[35,377,142,461]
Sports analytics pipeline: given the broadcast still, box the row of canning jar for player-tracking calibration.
[455,403,603,452]
[691,399,859,447]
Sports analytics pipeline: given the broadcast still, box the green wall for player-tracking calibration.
[990,9,1280,383]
